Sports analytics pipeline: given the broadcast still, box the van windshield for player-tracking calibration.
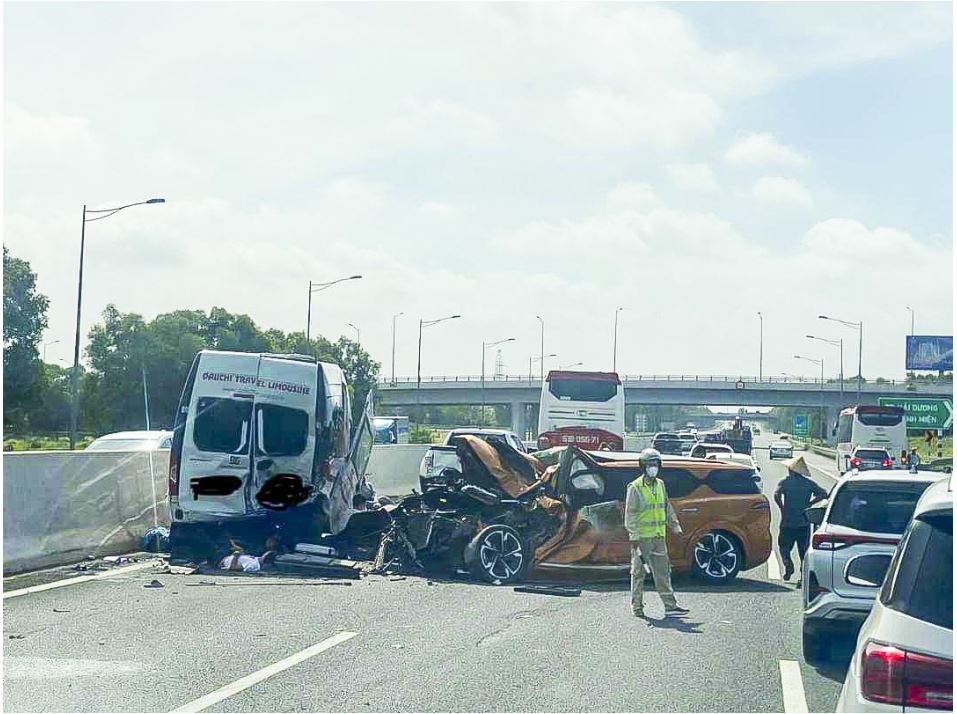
[256,404,309,456]
[193,397,252,454]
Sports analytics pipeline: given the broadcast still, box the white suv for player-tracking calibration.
[836,474,952,712]
[802,471,941,665]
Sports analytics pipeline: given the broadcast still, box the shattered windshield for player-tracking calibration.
[256,404,309,457]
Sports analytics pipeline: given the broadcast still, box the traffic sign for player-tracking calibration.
[793,414,809,436]
[879,397,953,430]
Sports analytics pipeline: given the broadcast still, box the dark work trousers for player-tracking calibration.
[778,525,810,575]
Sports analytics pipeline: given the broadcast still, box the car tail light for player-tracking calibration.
[861,641,953,710]
[882,457,894,468]
[168,449,179,501]
[812,533,899,550]
[850,457,862,468]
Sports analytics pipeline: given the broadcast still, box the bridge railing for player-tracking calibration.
[378,374,941,387]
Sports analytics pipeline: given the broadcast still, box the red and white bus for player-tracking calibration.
[536,370,625,451]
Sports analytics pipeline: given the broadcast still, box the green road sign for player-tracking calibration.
[878,397,953,430]
[793,414,809,436]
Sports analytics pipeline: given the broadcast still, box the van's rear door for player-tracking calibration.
[178,351,259,518]
[251,356,318,505]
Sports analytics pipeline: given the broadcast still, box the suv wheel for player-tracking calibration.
[691,531,741,583]
[464,524,529,584]
[802,623,828,665]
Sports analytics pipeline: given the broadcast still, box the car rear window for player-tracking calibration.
[660,468,699,498]
[193,397,252,454]
[828,482,932,534]
[706,468,762,495]
[855,449,889,460]
[880,512,953,629]
[256,404,309,456]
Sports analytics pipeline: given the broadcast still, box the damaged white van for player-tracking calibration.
[167,350,374,559]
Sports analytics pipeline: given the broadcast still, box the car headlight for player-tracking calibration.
[570,472,604,495]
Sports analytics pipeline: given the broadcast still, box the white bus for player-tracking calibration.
[537,370,625,451]
[835,405,908,475]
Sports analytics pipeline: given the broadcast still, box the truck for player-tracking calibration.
[720,418,753,455]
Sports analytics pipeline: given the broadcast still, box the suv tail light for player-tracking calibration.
[882,457,893,468]
[861,641,953,710]
[168,449,180,502]
[850,457,862,468]
[812,533,899,550]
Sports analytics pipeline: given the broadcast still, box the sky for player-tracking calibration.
[4,2,953,382]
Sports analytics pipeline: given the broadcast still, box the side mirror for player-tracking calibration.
[805,505,826,527]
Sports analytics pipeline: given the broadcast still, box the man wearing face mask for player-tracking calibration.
[624,448,689,618]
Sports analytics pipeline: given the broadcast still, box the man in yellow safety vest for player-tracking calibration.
[624,448,689,618]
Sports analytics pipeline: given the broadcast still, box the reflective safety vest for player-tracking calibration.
[631,478,667,539]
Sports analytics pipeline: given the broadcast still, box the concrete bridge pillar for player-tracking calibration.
[510,401,528,439]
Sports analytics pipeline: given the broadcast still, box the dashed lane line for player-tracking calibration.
[2,561,161,600]
[779,659,809,713]
[806,462,839,481]
[170,631,358,713]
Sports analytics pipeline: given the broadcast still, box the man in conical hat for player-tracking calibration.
[774,455,828,582]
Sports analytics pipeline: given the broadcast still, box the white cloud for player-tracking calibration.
[605,182,660,212]
[4,103,100,161]
[666,162,719,192]
[751,176,813,208]
[725,132,809,167]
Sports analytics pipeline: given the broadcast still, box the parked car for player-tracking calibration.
[801,471,941,665]
[167,350,374,563]
[652,432,683,455]
[769,440,794,459]
[848,446,895,472]
[85,430,173,451]
[387,438,773,585]
[418,428,526,492]
[835,474,952,711]
[689,443,734,459]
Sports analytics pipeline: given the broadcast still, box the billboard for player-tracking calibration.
[905,335,953,371]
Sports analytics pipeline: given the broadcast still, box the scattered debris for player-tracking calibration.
[103,555,132,565]
[8,634,25,639]
[513,584,581,597]
[143,579,164,589]
[52,608,71,613]
[273,553,362,579]
[388,576,407,582]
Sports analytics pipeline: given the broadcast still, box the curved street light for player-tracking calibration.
[482,337,516,426]
[807,334,844,405]
[417,315,460,389]
[818,315,863,403]
[391,312,404,385]
[306,275,362,344]
[70,197,165,449]
[795,354,826,440]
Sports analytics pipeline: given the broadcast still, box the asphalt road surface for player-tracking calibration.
[3,434,851,713]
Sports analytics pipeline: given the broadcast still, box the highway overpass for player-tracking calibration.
[377,374,953,438]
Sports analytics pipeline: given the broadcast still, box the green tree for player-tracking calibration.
[3,247,49,430]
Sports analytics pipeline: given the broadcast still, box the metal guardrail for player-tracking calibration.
[378,374,949,387]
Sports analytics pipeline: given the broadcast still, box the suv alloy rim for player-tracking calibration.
[694,532,738,579]
[479,529,524,580]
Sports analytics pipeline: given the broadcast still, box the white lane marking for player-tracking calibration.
[806,461,839,481]
[171,631,358,713]
[3,561,160,600]
[766,552,782,580]
[779,659,809,713]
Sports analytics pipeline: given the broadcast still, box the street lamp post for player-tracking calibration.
[482,337,515,426]
[306,275,362,345]
[613,307,624,372]
[818,315,863,403]
[391,312,403,385]
[757,312,764,382]
[529,353,557,380]
[70,198,165,450]
[43,339,60,363]
[417,315,460,390]
[807,334,844,405]
[535,315,545,381]
[347,322,360,344]
[795,355,825,440]
[906,306,915,336]
[560,361,584,370]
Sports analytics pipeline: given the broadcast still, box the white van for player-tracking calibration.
[168,350,374,553]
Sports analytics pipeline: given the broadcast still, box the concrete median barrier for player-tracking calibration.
[3,450,170,575]
[3,444,429,574]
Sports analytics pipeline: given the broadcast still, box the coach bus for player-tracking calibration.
[537,370,625,451]
[835,404,908,474]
